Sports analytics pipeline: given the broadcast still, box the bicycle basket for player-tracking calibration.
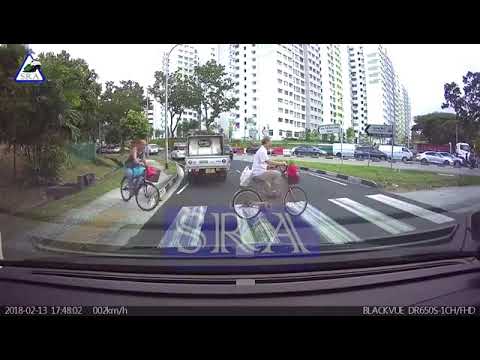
[288,175,300,185]
[146,166,160,182]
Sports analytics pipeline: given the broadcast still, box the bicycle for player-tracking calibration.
[232,165,308,220]
[120,166,160,211]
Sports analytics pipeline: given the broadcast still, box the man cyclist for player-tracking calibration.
[252,136,287,198]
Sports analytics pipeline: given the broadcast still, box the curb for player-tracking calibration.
[299,166,379,188]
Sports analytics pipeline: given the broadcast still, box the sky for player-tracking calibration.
[30,44,480,117]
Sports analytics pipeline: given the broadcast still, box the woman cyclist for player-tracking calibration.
[124,139,147,195]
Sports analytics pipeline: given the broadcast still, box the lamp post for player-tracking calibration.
[164,44,181,169]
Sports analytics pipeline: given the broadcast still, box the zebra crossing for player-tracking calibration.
[156,193,456,250]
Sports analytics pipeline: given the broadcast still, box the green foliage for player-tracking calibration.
[412,112,460,144]
[121,110,150,141]
[346,127,355,143]
[149,70,199,137]
[191,60,239,131]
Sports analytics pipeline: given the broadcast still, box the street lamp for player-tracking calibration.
[164,43,181,169]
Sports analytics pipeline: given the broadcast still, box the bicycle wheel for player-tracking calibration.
[120,177,132,201]
[284,186,308,216]
[232,189,262,220]
[135,182,160,211]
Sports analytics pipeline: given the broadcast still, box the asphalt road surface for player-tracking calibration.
[126,159,461,257]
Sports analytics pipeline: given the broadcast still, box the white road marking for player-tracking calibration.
[296,204,360,244]
[329,197,415,235]
[158,206,207,248]
[304,172,347,186]
[176,182,189,195]
[0,231,3,262]
[366,194,455,224]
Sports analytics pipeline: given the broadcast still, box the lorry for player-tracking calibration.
[185,135,231,181]
[455,142,471,165]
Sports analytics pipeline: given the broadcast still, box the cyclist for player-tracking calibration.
[252,136,287,198]
[124,139,147,195]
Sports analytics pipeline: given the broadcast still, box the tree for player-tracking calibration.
[99,80,145,150]
[38,50,102,142]
[177,119,200,138]
[412,112,461,144]
[192,60,239,131]
[121,110,150,141]
[442,71,480,143]
[149,70,198,138]
[346,127,355,143]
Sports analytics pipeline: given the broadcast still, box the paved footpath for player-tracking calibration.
[399,185,480,214]
[1,160,182,259]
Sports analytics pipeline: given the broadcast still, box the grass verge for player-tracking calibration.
[292,160,480,192]
[23,170,124,222]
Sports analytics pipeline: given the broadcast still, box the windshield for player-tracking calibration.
[1,43,478,274]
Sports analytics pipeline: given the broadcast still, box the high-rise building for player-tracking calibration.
[217,44,351,141]
[347,44,410,143]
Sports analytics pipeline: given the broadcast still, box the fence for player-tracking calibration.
[66,143,96,161]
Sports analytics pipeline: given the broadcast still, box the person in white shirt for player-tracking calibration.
[252,137,287,198]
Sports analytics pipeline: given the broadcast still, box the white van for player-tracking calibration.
[378,145,413,161]
[332,143,356,158]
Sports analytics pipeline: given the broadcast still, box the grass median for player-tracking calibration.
[291,160,480,192]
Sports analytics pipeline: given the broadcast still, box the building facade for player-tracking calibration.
[217,44,352,141]
[346,44,411,144]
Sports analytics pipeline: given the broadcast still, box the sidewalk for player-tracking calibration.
[398,185,480,214]
[8,160,179,252]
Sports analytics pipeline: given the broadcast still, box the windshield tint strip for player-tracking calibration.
[366,194,455,224]
[329,198,416,235]
[158,206,207,248]
[299,204,361,244]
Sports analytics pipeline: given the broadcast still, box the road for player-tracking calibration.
[235,154,480,176]
[125,158,461,257]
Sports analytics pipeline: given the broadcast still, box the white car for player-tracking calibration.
[283,148,292,157]
[170,143,186,160]
[416,151,455,166]
[437,152,463,167]
[147,144,160,155]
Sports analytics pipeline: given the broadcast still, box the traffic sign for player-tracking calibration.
[249,129,258,139]
[318,124,341,135]
[365,124,393,137]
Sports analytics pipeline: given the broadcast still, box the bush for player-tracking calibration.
[25,144,71,184]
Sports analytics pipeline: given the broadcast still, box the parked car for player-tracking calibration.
[283,148,292,157]
[437,152,463,167]
[246,145,272,155]
[354,146,388,160]
[416,151,454,166]
[147,144,160,155]
[378,145,414,161]
[246,145,260,155]
[223,145,234,160]
[293,146,326,157]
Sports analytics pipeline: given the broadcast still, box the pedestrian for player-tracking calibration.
[124,139,147,195]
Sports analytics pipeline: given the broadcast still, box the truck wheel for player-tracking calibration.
[336,153,341,158]
[402,157,407,162]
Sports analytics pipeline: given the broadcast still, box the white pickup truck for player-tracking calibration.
[185,135,231,181]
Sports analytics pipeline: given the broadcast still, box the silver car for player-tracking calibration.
[437,152,463,167]
[416,151,454,166]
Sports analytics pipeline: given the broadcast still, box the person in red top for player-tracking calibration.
[286,160,300,185]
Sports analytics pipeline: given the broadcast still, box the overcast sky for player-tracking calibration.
[30,44,480,117]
